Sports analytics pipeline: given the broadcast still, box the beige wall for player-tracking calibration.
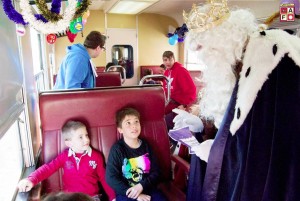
[107,14,136,29]
[137,13,180,65]
[54,11,183,80]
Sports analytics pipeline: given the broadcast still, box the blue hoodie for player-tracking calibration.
[54,44,95,89]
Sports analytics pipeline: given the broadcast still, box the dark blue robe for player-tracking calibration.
[188,47,300,201]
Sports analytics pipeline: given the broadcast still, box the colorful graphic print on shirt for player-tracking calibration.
[122,153,151,186]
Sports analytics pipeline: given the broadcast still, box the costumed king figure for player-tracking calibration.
[173,1,300,201]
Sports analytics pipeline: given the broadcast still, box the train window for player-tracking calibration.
[185,49,206,71]
[0,118,24,201]
[30,28,48,91]
[112,45,134,79]
[30,29,43,75]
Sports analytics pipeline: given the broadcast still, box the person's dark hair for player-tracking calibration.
[42,192,94,201]
[159,64,166,70]
[162,51,174,59]
[144,69,153,76]
[116,107,140,128]
[62,120,86,141]
[84,31,106,49]
[106,62,115,71]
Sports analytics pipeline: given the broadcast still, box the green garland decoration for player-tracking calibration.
[35,0,62,22]
[35,0,91,22]
[74,0,91,20]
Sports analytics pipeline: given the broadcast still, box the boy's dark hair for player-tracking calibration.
[62,120,86,141]
[162,51,174,59]
[116,107,140,128]
[160,64,166,70]
[43,192,94,201]
[144,69,153,76]
[84,31,106,49]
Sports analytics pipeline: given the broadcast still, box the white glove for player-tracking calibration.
[172,108,204,133]
[191,139,214,162]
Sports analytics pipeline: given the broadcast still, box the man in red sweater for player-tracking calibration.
[162,51,196,130]
[162,51,196,114]
[17,120,116,201]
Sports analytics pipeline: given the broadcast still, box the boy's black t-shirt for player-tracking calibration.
[106,138,160,195]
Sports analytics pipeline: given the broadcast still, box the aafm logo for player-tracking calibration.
[280,3,295,21]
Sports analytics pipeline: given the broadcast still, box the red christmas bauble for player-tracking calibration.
[46,34,57,44]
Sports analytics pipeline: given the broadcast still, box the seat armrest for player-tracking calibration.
[171,154,190,173]
[15,167,42,201]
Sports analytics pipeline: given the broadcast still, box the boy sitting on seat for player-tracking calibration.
[18,120,116,201]
[106,107,167,201]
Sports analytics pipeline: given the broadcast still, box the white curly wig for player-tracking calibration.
[185,7,259,128]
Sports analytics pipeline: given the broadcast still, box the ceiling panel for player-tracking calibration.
[88,0,299,29]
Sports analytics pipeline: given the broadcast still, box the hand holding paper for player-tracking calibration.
[169,127,200,154]
[168,127,193,141]
[172,108,204,133]
[168,127,214,162]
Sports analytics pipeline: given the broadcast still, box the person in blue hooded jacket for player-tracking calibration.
[54,31,106,89]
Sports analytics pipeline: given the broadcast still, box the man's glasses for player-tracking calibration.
[100,46,106,51]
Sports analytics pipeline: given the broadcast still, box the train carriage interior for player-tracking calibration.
[0,0,300,200]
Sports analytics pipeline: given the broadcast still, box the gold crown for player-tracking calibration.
[183,0,230,32]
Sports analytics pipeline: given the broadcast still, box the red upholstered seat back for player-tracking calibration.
[140,66,165,84]
[140,66,204,99]
[96,72,122,87]
[39,86,171,193]
[140,66,164,78]
[96,66,105,73]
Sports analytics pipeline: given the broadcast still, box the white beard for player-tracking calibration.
[185,9,258,128]
[198,49,236,129]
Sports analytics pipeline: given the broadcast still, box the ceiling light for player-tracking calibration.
[109,0,158,14]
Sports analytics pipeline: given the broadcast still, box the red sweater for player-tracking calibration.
[163,62,196,111]
[28,148,115,200]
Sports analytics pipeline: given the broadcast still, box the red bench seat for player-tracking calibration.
[37,86,188,201]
